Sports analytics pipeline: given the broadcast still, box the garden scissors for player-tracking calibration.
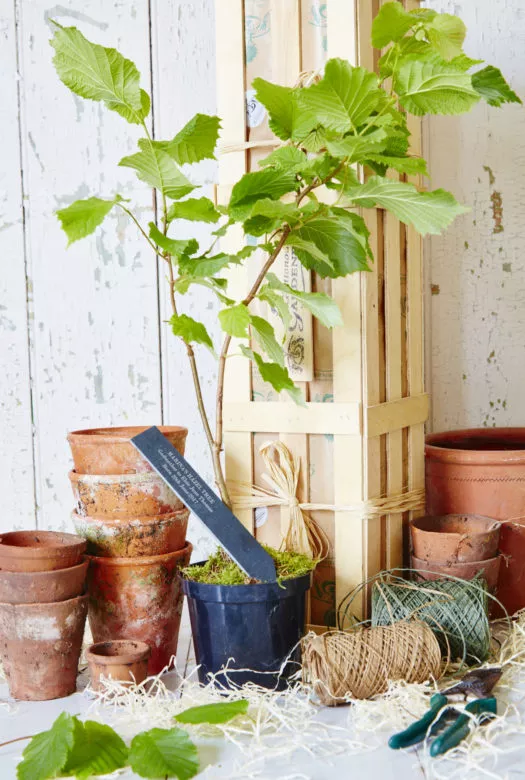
[388,667,501,756]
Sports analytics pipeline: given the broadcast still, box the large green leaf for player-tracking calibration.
[167,197,220,223]
[17,712,75,780]
[243,199,302,236]
[371,1,420,48]
[252,78,296,140]
[228,169,298,220]
[119,140,195,199]
[265,273,343,328]
[218,303,251,338]
[56,195,122,245]
[259,146,307,172]
[295,59,388,135]
[365,153,429,177]
[179,252,239,277]
[50,25,148,124]
[345,176,469,235]
[170,314,214,352]
[149,222,198,257]
[62,720,128,780]
[472,66,522,107]
[250,315,285,364]
[151,114,220,165]
[425,13,466,61]
[173,277,233,305]
[325,128,388,160]
[175,700,249,725]
[287,212,372,278]
[394,53,480,115]
[257,287,292,331]
[240,346,303,404]
[129,727,199,780]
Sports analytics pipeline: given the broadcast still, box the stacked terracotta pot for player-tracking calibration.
[410,514,502,596]
[0,530,88,700]
[68,426,192,675]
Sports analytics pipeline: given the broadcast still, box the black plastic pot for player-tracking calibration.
[181,570,312,689]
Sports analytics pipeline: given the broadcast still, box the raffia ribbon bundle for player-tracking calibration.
[302,620,442,705]
[230,441,425,559]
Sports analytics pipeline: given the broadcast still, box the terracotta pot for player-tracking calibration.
[410,515,501,564]
[0,559,88,604]
[411,554,501,594]
[87,542,192,675]
[86,640,151,691]
[426,428,525,617]
[68,426,188,475]
[69,470,184,517]
[0,530,87,573]
[72,509,189,558]
[0,594,87,700]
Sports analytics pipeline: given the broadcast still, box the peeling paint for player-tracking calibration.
[490,191,504,233]
[430,284,440,295]
[502,262,512,272]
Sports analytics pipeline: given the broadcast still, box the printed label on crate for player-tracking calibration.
[131,427,277,582]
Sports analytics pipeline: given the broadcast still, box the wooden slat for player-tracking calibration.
[223,402,361,435]
[367,394,428,437]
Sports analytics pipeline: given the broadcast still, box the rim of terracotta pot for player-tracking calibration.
[411,514,501,535]
[87,540,192,567]
[69,469,170,485]
[426,428,525,465]
[67,426,188,444]
[0,557,88,582]
[411,554,501,574]
[0,530,87,560]
[86,639,151,666]
[0,593,88,610]
[72,508,189,526]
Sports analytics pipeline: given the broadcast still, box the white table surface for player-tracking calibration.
[1,611,525,780]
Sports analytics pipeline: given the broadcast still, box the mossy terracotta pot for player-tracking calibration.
[0,559,88,604]
[72,508,189,558]
[87,542,192,675]
[68,426,188,475]
[0,594,88,700]
[410,515,501,564]
[69,470,184,517]
[0,530,86,573]
[86,640,151,691]
[411,554,501,593]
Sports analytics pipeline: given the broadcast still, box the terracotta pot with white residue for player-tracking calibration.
[69,470,184,517]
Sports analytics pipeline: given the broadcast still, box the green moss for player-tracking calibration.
[181,546,317,585]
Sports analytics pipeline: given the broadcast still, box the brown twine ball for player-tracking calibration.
[302,620,442,705]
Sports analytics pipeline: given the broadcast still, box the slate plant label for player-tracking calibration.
[131,427,277,582]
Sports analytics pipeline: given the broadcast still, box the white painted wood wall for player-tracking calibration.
[1,0,523,537]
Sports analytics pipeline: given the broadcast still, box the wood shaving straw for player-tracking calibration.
[302,620,442,704]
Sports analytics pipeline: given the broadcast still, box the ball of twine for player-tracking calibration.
[302,620,441,705]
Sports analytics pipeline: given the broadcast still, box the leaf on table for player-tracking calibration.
[129,727,199,780]
[174,699,249,725]
[62,719,128,780]
[17,712,75,780]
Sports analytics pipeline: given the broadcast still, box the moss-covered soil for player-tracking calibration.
[181,546,316,585]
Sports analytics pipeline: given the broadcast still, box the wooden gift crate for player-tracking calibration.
[216,0,427,623]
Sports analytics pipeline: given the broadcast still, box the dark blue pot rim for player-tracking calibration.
[180,568,312,603]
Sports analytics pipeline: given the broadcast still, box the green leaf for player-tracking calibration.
[295,59,388,135]
[265,272,343,328]
[371,2,419,48]
[394,53,480,116]
[426,13,466,61]
[179,252,241,277]
[175,700,249,725]
[167,197,220,223]
[228,169,298,220]
[243,199,302,236]
[219,303,251,337]
[119,139,195,199]
[257,287,292,331]
[56,195,121,245]
[250,315,285,365]
[240,346,303,404]
[344,176,469,235]
[325,128,388,160]
[170,313,214,352]
[148,222,199,257]
[50,25,147,124]
[252,78,296,140]
[151,114,220,165]
[62,720,128,780]
[259,146,307,172]
[365,153,429,177]
[129,727,199,780]
[472,66,522,107]
[287,212,372,278]
[17,712,75,780]
[173,277,233,305]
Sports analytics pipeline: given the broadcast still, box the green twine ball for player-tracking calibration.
[371,577,490,664]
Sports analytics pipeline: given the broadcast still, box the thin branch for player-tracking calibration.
[0,735,32,749]
[116,204,158,253]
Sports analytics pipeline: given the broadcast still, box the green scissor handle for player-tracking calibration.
[429,697,497,757]
[389,693,448,749]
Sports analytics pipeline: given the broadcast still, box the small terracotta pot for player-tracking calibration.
[68,426,188,475]
[411,554,501,593]
[86,640,151,690]
[87,542,192,675]
[0,531,87,573]
[0,594,87,700]
[69,470,184,517]
[410,515,501,564]
[0,559,88,604]
[72,509,189,558]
